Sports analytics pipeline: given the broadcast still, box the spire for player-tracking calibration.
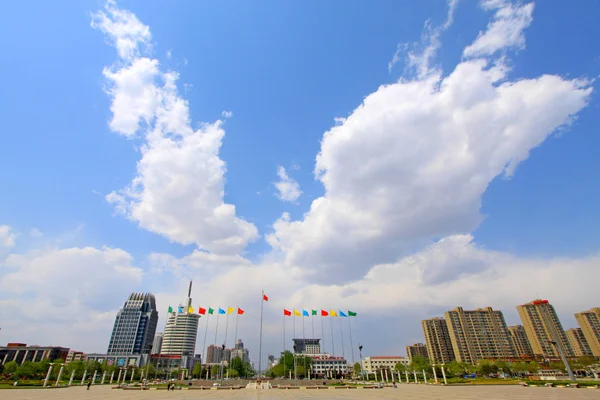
[186,280,193,309]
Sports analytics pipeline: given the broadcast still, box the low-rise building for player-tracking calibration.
[309,355,348,377]
[361,356,409,374]
[86,353,148,368]
[65,351,86,363]
[0,343,69,365]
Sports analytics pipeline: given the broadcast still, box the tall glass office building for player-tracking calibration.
[107,292,158,355]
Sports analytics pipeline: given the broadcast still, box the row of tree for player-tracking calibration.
[190,356,255,379]
[267,351,314,378]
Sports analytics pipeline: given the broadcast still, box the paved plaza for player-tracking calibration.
[3,385,600,400]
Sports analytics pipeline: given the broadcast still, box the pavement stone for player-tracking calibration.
[2,384,599,400]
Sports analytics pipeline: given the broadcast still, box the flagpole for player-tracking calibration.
[339,315,345,362]
[202,312,210,376]
[213,309,220,359]
[223,311,230,354]
[329,314,335,356]
[234,306,239,354]
[258,291,265,379]
[282,311,286,379]
[321,313,325,355]
[302,312,306,379]
[293,311,297,382]
[348,316,355,366]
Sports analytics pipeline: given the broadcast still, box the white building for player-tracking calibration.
[310,355,348,376]
[160,282,200,356]
[361,356,409,374]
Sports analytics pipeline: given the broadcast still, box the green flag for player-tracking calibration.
[348,311,357,317]
[208,307,214,315]
[168,306,173,313]
[312,310,317,316]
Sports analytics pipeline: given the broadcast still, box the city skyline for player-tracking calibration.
[1,0,600,365]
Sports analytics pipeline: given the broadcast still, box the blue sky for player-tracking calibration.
[1,0,599,364]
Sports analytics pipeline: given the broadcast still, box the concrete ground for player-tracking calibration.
[3,384,599,400]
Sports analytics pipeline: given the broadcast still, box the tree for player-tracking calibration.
[192,362,203,378]
[353,362,361,375]
[16,361,35,379]
[495,361,511,376]
[211,365,219,377]
[409,355,431,372]
[4,361,18,374]
[477,360,498,376]
[394,362,407,373]
[445,361,468,378]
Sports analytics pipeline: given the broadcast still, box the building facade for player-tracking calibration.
[422,317,456,364]
[65,351,86,363]
[107,292,158,355]
[292,338,321,355]
[508,325,534,357]
[86,353,147,368]
[310,355,348,376]
[160,282,200,357]
[574,307,600,357]
[444,307,516,364]
[406,343,428,361]
[0,344,69,365]
[361,356,409,374]
[566,328,593,357]
[516,299,574,359]
[230,339,250,363]
[152,333,163,355]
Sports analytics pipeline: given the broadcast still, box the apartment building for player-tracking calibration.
[422,317,456,364]
[516,299,574,359]
[508,325,534,357]
[566,328,593,357]
[406,343,428,361]
[574,308,600,357]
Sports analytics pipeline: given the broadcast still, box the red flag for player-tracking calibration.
[263,293,269,302]
[284,309,292,316]
[198,307,206,315]
[238,308,245,315]
[321,310,329,316]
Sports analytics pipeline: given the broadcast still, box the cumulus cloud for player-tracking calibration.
[273,166,302,202]
[464,0,534,58]
[267,2,592,283]
[221,110,233,118]
[0,246,142,351]
[0,225,16,249]
[94,1,258,255]
[29,228,43,238]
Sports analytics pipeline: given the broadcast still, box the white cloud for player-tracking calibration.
[273,166,302,202]
[166,49,172,59]
[29,228,43,238]
[267,2,592,283]
[463,1,534,58]
[0,246,143,351]
[0,225,16,249]
[94,1,259,255]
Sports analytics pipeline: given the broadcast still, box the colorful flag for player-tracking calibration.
[339,311,348,317]
[199,307,207,315]
[330,309,338,317]
[168,306,173,313]
[238,308,245,315]
[303,310,310,317]
[228,307,234,314]
[294,309,302,317]
[321,310,329,317]
[178,306,183,313]
[208,308,214,315]
[348,311,357,317]
[312,310,317,316]
[218,308,226,314]
[263,293,269,302]
[188,306,194,314]
[284,309,292,316]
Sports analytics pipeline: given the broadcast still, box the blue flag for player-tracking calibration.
[218,308,226,314]
[178,306,183,313]
[303,310,309,317]
[339,311,348,317]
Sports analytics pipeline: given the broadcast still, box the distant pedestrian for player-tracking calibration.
[87,381,92,390]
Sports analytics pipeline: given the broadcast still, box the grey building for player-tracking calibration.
[160,282,200,357]
[152,333,164,355]
[107,292,158,355]
[292,338,321,354]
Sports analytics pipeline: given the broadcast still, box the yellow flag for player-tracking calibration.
[188,306,194,313]
[228,307,234,314]
[294,309,302,317]
[330,309,338,317]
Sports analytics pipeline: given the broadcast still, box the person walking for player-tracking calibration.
[87,381,92,390]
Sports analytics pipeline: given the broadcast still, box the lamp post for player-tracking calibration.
[358,344,364,382]
[293,344,298,384]
[144,344,153,386]
[219,344,226,386]
[43,363,55,387]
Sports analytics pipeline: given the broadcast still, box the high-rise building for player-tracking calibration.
[406,343,428,361]
[508,325,534,357]
[160,282,200,356]
[230,339,250,363]
[516,299,574,359]
[107,293,158,355]
[422,317,455,364]
[566,328,593,357]
[444,307,516,364]
[574,308,600,357]
[152,333,163,355]
[206,344,219,364]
